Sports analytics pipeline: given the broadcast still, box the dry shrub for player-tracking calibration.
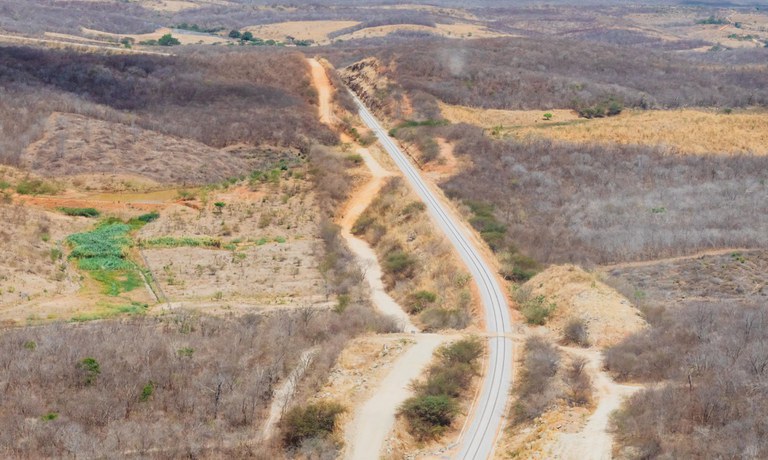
[564,357,592,407]
[511,336,561,424]
[606,301,768,458]
[562,317,590,347]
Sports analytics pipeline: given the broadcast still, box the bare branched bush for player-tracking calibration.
[0,307,390,458]
[511,336,561,424]
[564,357,592,407]
[562,318,590,347]
[441,128,768,265]
[606,300,768,458]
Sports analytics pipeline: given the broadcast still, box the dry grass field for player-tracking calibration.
[443,104,768,155]
[439,102,580,129]
[511,108,768,155]
[81,27,232,45]
[136,175,330,312]
[244,21,361,43]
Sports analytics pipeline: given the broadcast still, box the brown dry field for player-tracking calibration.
[600,248,768,310]
[441,103,768,155]
[137,181,330,312]
[23,113,293,184]
[244,20,361,43]
[629,9,768,50]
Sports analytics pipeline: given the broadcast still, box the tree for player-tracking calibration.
[228,30,241,39]
[241,31,253,41]
[158,34,180,46]
[77,357,101,386]
[543,112,553,120]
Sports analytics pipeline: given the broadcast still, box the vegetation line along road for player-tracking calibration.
[349,91,514,459]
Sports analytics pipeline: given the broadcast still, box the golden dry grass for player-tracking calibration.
[514,109,768,155]
[441,102,768,155]
[439,102,579,128]
[334,22,507,42]
[244,20,360,43]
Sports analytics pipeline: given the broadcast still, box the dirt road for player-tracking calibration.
[339,147,418,333]
[308,58,334,125]
[546,347,640,460]
[343,334,449,460]
[308,57,417,332]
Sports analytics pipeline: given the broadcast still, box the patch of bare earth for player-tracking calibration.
[312,334,418,451]
[0,201,90,325]
[138,181,329,313]
[522,265,647,348]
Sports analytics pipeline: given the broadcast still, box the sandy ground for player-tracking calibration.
[522,265,647,348]
[308,58,335,125]
[544,347,641,460]
[245,21,360,43]
[343,334,450,460]
[338,148,418,333]
[422,138,462,182]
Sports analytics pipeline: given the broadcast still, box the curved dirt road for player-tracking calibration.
[308,57,417,332]
[350,92,514,459]
[338,148,419,333]
[546,347,640,460]
[344,334,448,460]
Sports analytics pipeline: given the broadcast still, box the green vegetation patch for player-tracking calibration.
[15,178,58,195]
[67,223,132,270]
[399,338,483,440]
[282,400,345,448]
[70,301,149,322]
[388,118,449,137]
[140,236,221,249]
[466,200,507,251]
[58,207,101,218]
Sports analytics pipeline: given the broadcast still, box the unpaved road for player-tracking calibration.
[351,91,514,459]
[546,347,641,460]
[339,148,419,333]
[309,57,417,332]
[308,58,334,125]
[344,334,449,460]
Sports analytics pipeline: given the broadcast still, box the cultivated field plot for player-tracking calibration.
[0,201,88,321]
[137,172,329,311]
